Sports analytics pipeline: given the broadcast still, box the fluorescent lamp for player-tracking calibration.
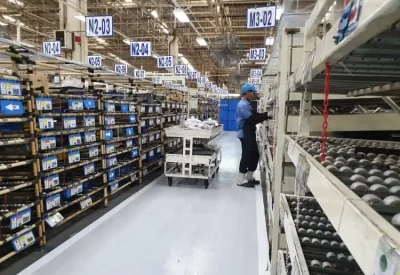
[178,53,183,57]
[162,22,168,28]
[161,26,169,34]
[20,41,33,48]
[9,0,24,7]
[0,21,7,26]
[74,15,86,22]
[152,54,158,59]
[2,15,16,23]
[123,38,130,45]
[196,37,207,46]
[18,21,24,26]
[180,57,188,64]
[96,38,106,44]
[173,8,190,23]
[265,36,274,46]
[276,5,283,20]
[108,53,116,57]
[151,10,158,19]
[188,64,195,71]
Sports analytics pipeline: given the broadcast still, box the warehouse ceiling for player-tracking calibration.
[0,0,316,89]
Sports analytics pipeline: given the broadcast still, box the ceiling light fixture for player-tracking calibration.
[276,5,283,20]
[123,38,130,45]
[161,26,169,34]
[2,15,16,23]
[196,37,207,46]
[74,15,86,22]
[265,36,275,46]
[151,10,158,19]
[173,8,190,23]
[180,56,188,64]
[152,54,158,59]
[0,21,8,26]
[8,0,24,7]
[96,38,106,44]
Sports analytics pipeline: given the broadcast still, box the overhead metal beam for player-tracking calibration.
[382,96,400,114]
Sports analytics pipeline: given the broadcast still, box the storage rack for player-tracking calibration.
[164,126,222,189]
[260,2,400,275]
[139,103,163,178]
[34,85,104,242]
[281,194,364,275]
[101,95,140,201]
[0,64,41,263]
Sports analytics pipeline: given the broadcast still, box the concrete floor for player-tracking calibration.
[18,132,269,275]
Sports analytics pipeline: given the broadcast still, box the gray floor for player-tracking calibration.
[19,132,269,275]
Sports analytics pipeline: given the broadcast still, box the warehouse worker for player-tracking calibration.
[236,83,270,188]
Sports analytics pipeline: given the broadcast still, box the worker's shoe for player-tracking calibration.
[237,181,255,188]
[237,173,255,188]
[246,171,260,185]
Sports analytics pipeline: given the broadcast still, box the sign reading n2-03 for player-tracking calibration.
[249,48,267,61]
[174,65,188,75]
[250,69,262,78]
[115,64,128,74]
[247,6,276,29]
[134,69,146,79]
[85,15,113,37]
[130,41,151,57]
[43,41,61,55]
[157,56,174,68]
[87,56,102,67]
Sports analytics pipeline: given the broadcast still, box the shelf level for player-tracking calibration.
[285,135,400,275]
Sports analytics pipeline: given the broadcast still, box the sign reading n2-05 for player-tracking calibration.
[130,41,151,57]
[87,56,102,67]
[85,15,113,37]
[157,56,174,68]
[248,48,267,61]
[247,6,276,29]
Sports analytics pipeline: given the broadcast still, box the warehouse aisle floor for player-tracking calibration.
[18,132,269,275]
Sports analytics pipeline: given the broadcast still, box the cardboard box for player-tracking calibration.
[21,74,49,93]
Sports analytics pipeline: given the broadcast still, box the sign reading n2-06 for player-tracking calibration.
[247,6,276,29]
[85,15,113,37]
[115,64,128,74]
[248,48,267,61]
[130,41,151,57]
[157,56,174,68]
[174,65,188,75]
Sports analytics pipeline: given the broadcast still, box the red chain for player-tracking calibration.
[320,63,330,161]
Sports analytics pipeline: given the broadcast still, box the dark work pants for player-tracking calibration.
[239,138,260,174]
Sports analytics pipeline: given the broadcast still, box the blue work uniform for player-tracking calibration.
[236,98,252,138]
[236,97,269,173]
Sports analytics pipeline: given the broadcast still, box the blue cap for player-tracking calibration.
[241,83,256,94]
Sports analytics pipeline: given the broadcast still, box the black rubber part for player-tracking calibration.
[167,177,172,186]
[204,180,209,189]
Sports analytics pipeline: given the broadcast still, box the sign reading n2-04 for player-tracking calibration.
[247,6,276,29]
[157,56,174,68]
[174,65,188,75]
[85,15,113,37]
[87,56,102,67]
[43,41,61,55]
[130,41,151,57]
[249,48,267,61]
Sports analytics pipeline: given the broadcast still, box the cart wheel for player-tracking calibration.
[167,177,173,186]
[204,180,209,189]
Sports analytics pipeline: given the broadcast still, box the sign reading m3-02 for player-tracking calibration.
[130,41,151,57]
[115,64,128,74]
[134,69,146,79]
[246,6,276,29]
[174,65,188,75]
[157,56,174,68]
[87,56,102,67]
[250,69,263,78]
[248,48,267,61]
[43,41,61,55]
[85,15,113,37]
